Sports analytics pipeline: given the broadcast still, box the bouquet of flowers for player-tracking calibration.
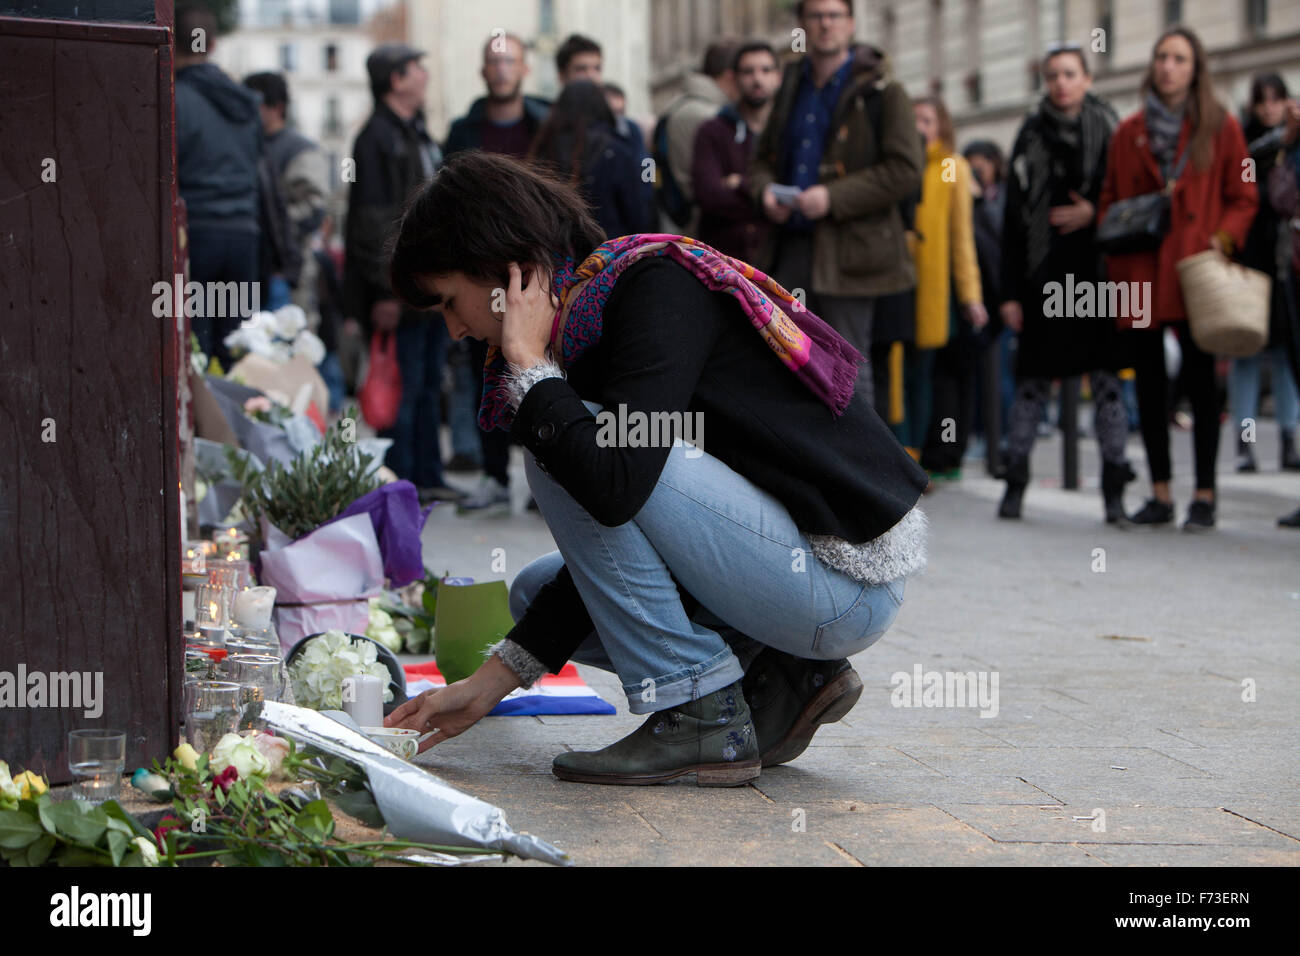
[288,630,395,711]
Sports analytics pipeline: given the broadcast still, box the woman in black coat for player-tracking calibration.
[998,46,1134,522]
[528,80,654,239]
[382,151,929,787]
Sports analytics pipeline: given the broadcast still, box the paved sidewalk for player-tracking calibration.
[411,422,1300,866]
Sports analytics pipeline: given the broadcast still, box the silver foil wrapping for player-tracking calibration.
[254,700,571,866]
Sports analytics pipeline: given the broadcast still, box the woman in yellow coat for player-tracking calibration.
[893,97,986,459]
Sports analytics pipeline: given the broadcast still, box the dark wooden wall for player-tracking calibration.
[0,7,180,782]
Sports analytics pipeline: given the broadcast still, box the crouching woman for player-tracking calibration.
[385,151,930,786]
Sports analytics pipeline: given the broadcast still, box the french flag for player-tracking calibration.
[403,660,616,716]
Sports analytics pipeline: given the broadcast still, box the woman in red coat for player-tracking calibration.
[1098,26,1258,531]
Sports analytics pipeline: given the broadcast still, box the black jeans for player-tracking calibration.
[1132,322,1221,492]
[188,226,259,368]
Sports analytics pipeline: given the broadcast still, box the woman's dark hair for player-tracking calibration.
[1140,26,1225,172]
[528,79,617,182]
[1249,72,1288,106]
[962,139,1005,184]
[388,150,606,310]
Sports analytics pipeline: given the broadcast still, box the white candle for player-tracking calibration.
[341,674,384,728]
[233,586,276,628]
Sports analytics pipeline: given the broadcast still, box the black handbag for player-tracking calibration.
[1096,148,1189,255]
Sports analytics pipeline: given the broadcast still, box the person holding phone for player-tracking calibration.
[383,150,930,786]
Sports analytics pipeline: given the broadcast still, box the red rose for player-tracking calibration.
[212,765,239,795]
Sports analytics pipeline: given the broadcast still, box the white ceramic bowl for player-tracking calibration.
[362,726,420,760]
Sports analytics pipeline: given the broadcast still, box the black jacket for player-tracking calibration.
[175,63,262,233]
[504,257,929,672]
[343,101,441,330]
[444,94,552,155]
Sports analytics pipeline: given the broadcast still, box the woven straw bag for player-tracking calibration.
[1176,250,1270,357]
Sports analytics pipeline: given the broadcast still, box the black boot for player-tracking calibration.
[1282,430,1300,472]
[1236,438,1258,473]
[998,457,1028,519]
[1101,460,1137,525]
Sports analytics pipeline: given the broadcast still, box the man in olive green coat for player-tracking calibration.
[748,0,922,407]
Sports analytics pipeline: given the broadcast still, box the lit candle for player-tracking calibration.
[232,586,276,628]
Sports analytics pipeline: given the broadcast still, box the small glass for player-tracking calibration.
[207,566,242,590]
[68,729,126,804]
[228,654,285,709]
[182,681,242,753]
[194,583,230,628]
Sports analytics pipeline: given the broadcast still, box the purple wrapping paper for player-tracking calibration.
[324,481,432,587]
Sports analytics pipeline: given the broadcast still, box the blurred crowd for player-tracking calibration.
[173,0,1300,530]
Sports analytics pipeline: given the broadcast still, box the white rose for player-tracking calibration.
[131,836,159,866]
[291,329,326,366]
[210,733,271,779]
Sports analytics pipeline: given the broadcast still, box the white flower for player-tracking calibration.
[288,629,394,709]
[131,836,159,866]
[247,732,290,779]
[0,760,20,809]
[291,329,326,366]
[273,304,307,339]
[210,733,271,779]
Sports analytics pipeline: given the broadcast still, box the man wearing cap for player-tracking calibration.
[344,43,461,503]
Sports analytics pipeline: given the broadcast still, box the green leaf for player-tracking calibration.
[0,808,43,849]
[37,796,57,834]
[44,801,108,846]
[54,846,109,866]
[330,789,384,828]
[294,800,334,841]
[26,835,55,866]
[106,829,129,866]
[101,801,152,840]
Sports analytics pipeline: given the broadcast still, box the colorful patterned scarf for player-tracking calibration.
[478,234,862,431]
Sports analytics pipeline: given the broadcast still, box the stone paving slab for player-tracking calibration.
[408,422,1300,865]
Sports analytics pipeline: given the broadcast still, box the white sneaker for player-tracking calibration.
[456,476,510,515]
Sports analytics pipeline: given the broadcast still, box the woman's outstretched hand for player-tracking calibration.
[500,261,559,368]
[384,655,522,754]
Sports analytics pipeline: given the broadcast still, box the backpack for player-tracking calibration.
[256,154,302,287]
[863,86,920,231]
[652,95,708,227]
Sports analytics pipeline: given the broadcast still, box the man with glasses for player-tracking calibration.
[749,0,923,410]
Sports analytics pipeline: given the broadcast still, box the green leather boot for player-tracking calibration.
[741,648,863,766]
[551,680,760,786]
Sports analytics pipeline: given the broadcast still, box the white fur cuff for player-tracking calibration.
[488,638,550,688]
[504,358,566,409]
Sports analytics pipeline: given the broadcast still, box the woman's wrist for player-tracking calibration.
[474,653,523,701]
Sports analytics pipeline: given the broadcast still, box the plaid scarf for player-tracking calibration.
[477,234,863,432]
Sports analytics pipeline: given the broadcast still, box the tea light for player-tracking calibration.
[341,674,384,728]
[233,586,275,628]
[217,527,250,561]
[221,557,252,588]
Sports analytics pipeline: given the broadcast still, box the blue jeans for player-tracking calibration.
[1230,347,1300,433]
[382,316,448,488]
[446,339,484,462]
[510,402,906,714]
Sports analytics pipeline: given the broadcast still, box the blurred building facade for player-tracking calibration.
[212,0,386,194]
